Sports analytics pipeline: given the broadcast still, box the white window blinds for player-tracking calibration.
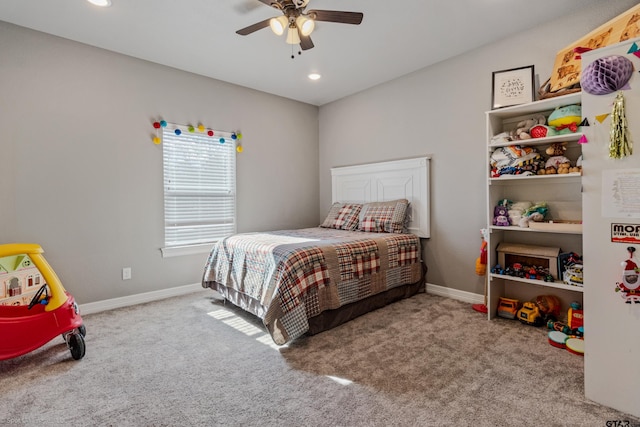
[162,126,236,248]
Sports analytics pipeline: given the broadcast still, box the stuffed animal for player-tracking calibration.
[537,142,572,175]
[548,104,581,134]
[530,105,581,138]
[493,199,511,227]
[509,114,546,140]
[518,202,548,228]
[546,142,567,156]
[490,145,544,176]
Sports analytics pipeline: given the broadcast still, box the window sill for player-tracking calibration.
[160,243,213,258]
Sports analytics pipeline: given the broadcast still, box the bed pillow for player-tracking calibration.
[320,202,362,230]
[358,199,409,234]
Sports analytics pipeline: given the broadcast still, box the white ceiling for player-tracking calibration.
[0,0,602,106]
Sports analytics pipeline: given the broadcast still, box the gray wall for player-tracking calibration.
[0,21,319,304]
[318,0,638,296]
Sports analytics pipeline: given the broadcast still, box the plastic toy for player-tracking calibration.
[548,330,568,348]
[567,301,584,330]
[516,301,543,326]
[565,337,584,356]
[497,297,520,319]
[0,243,86,361]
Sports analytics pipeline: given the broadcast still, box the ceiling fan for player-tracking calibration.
[236,0,363,54]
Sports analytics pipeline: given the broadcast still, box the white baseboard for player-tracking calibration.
[80,282,484,316]
[426,282,484,305]
[79,283,204,315]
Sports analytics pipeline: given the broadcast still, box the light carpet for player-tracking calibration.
[1,290,638,427]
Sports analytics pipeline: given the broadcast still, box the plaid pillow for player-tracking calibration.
[358,199,409,233]
[320,203,362,230]
[359,216,384,232]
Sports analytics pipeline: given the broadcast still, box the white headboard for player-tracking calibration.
[331,157,430,238]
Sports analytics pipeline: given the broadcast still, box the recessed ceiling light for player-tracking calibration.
[87,0,112,7]
[308,73,321,81]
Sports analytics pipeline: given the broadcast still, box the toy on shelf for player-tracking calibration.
[537,141,582,175]
[489,145,544,177]
[517,294,561,326]
[510,114,546,140]
[546,300,584,337]
[560,252,584,287]
[529,104,582,139]
[497,297,520,319]
[567,301,584,330]
[535,295,561,320]
[517,301,543,326]
[493,199,511,226]
[518,202,548,228]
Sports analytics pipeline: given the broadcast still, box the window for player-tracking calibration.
[161,125,236,256]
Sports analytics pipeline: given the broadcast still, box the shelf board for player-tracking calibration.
[489,133,583,149]
[489,172,581,183]
[486,93,581,117]
[490,273,584,293]
[489,225,582,235]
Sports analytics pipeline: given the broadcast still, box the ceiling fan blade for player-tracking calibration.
[306,10,363,25]
[236,18,272,36]
[298,30,314,51]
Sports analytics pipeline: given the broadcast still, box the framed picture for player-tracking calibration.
[491,65,535,109]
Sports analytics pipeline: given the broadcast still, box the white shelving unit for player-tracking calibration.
[485,92,584,321]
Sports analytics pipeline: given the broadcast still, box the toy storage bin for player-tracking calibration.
[497,242,561,279]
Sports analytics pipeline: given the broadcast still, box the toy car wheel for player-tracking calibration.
[68,333,86,360]
[78,324,87,337]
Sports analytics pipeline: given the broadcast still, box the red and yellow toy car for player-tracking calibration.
[0,243,86,361]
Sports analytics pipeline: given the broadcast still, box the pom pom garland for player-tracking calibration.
[150,119,243,152]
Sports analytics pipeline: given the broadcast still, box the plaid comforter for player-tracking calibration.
[202,227,423,345]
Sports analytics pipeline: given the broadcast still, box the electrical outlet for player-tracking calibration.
[122,267,132,280]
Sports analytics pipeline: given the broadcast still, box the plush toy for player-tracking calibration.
[536,142,572,175]
[530,105,581,138]
[518,202,548,228]
[509,114,546,140]
[547,104,581,133]
[490,145,543,177]
[508,201,533,226]
[493,200,511,226]
[545,142,567,156]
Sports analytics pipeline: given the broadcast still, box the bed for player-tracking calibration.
[202,157,430,344]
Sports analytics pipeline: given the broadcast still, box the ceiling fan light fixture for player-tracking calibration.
[269,16,288,36]
[286,27,301,45]
[296,16,315,36]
